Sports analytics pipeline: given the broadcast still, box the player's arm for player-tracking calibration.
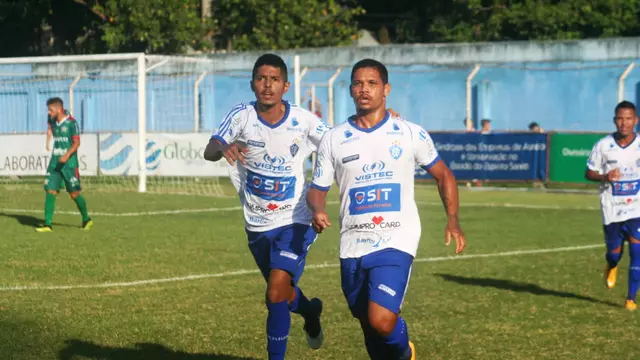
[46,122,52,151]
[414,126,465,253]
[59,123,80,164]
[584,142,619,182]
[307,133,335,233]
[204,105,248,164]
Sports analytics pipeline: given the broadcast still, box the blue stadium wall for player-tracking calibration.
[3,37,640,134]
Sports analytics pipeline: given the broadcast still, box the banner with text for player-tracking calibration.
[0,134,99,176]
[548,133,605,183]
[99,133,232,176]
[415,133,547,181]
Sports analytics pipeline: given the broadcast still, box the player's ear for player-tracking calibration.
[384,83,391,98]
[283,80,290,94]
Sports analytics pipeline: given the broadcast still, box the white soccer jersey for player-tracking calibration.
[212,101,330,232]
[588,134,640,225]
[312,113,440,259]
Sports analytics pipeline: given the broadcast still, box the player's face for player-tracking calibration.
[251,65,289,107]
[47,104,62,120]
[614,108,638,137]
[350,67,390,113]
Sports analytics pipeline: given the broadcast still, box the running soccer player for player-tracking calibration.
[307,59,467,360]
[37,98,92,232]
[203,54,326,360]
[586,100,640,311]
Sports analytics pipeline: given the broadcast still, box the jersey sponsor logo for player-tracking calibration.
[612,180,640,196]
[389,140,403,160]
[377,284,397,297]
[287,118,304,133]
[248,215,270,224]
[54,137,69,143]
[253,154,292,173]
[247,140,265,148]
[313,166,323,179]
[349,216,401,230]
[53,148,67,156]
[355,161,394,183]
[246,202,293,214]
[606,160,618,164]
[246,169,296,201]
[349,183,401,215]
[341,129,360,145]
[356,235,390,248]
[386,122,403,135]
[342,154,360,164]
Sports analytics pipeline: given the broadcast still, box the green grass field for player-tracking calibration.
[0,180,638,360]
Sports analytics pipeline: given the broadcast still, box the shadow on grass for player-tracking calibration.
[435,273,620,308]
[0,212,76,228]
[59,340,260,360]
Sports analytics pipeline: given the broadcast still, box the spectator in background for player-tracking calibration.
[528,122,544,133]
[480,119,491,134]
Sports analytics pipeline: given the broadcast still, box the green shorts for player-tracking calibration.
[44,166,82,193]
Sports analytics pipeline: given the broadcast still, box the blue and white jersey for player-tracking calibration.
[212,101,330,232]
[587,134,640,225]
[311,112,440,259]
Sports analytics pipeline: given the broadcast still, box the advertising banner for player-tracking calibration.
[0,134,99,176]
[548,133,606,183]
[98,133,232,176]
[415,133,547,181]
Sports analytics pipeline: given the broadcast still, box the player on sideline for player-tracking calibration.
[36,98,92,232]
[203,54,326,360]
[586,100,640,311]
[307,59,467,360]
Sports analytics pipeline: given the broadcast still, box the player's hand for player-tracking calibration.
[46,144,50,151]
[312,211,332,234]
[221,142,248,165]
[387,108,401,118]
[445,216,466,254]
[58,154,69,164]
[605,168,621,182]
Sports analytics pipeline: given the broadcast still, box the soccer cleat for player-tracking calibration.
[35,225,53,233]
[303,298,324,350]
[605,264,618,289]
[625,299,637,311]
[408,341,416,360]
[82,219,93,231]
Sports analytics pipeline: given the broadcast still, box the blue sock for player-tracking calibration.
[289,286,312,317]
[628,243,640,301]
[266,301,290,360]
[364,331,390,360]
[606,241,623,267]
[381,316,410,360]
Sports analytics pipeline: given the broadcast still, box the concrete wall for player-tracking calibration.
[2,37,640,134]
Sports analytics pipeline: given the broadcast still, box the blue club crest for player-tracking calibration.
[393,123,400,131]
[345,130,353,138]
[389,141,403,160]
[290,143,300,157]
[291,118,299,127]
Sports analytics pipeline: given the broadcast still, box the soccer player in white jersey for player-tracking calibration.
[586,100,640,311]
[307,59,467,360]
[203,54,328,359]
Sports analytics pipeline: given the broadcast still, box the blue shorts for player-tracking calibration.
[604,218,640,245]
[246,223,318,285]
[340,248,414,319]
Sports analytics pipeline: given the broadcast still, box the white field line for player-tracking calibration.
[0,201,599,217]
[0,244,602,292]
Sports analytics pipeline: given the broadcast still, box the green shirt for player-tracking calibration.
[49,116,80,170]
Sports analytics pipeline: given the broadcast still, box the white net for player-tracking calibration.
[0,55,251,197]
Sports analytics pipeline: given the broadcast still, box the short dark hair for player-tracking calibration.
[528,122,539,130]
[481,119,491,126]
[615,100,636,114]
[252,54,288,82]
[46,97,63,107]
[351,59,388,84]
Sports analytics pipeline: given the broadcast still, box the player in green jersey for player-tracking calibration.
[36,97,93,232]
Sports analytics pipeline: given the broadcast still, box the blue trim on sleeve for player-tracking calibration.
[211,135,228,145]
[311,183,331,192]
[420,155,441,171]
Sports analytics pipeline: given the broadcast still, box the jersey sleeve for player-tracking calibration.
[412,125,440,169]
[311,132,335,191]
[587,141,604,173]
[211,104,247,145]
[69,119,80,139]
[306,114,331,152]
